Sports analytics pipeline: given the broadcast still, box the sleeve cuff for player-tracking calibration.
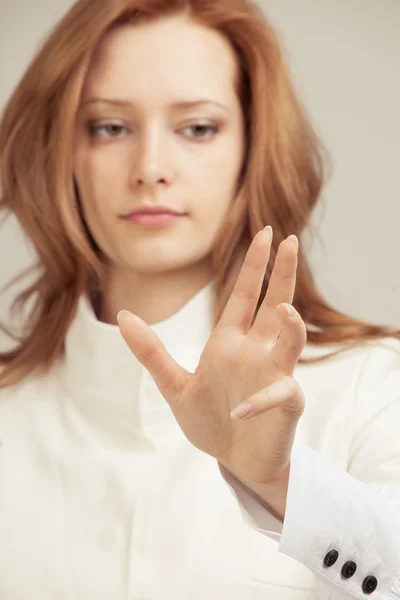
[217,460,284,543]
[219,441,400,599]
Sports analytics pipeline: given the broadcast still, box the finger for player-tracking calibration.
[230,376,305,420]
[250,235,298,340]
[217,226,273,331]
[117,310,189,405]
[270,304,307,374]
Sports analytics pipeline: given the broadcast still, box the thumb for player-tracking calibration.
[117,310,189,405]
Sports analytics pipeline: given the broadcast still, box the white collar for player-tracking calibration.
[59,280,216,443]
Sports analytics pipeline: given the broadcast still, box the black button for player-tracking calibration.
[323,549,339,567]
[362,576,378,594]
[341,561,357,578]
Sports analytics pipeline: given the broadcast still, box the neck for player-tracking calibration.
[97,259,215,326]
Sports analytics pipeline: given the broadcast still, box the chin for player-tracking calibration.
[119,256,192,274]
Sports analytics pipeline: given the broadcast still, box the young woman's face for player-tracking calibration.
[74,15,246,277]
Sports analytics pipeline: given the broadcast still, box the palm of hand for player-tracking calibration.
[173,316,303,485]
[118,227,306,486]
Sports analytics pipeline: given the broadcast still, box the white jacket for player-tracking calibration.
[0,280,399,600]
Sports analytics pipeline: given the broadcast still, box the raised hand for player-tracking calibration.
[117,226,307,489]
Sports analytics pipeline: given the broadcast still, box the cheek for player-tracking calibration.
[197,149,242,215]
[74,144,94,196]
[202,130,244,190]
[74,147,119,214]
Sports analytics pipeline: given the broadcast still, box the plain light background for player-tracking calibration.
[0,0,399,350]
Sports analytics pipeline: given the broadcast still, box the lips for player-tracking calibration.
[123,206,184,218]
[124,211,186,228]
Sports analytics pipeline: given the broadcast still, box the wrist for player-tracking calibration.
[221,462,290,523]
[245,466,290,523]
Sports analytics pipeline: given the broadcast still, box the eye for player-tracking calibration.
[89,122,128,139]
[182,123,219,140]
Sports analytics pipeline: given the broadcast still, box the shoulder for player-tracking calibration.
[295,337,400,418]
[353,337,400,380]
[0,364,61,423]
[300,337,400,376]
[349,339,400,414]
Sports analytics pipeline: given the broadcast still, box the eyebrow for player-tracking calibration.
[80,98,230,113]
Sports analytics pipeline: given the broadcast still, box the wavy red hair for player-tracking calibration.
[1,0,399,388]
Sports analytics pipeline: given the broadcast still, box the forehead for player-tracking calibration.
[81,16,239,104]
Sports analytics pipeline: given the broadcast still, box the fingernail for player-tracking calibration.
[230,402,252,420]
[287,235,298,251]
[117,310,130,325]
[281,303,295,317]
[263,225,272,237]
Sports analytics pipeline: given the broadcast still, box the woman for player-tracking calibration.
[0,0,399,598]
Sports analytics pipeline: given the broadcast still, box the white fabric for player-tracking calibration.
[0,280,400,599]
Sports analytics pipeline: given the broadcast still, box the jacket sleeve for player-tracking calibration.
[219,343,400,600]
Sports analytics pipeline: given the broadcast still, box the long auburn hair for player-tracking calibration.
[0,0,399,389]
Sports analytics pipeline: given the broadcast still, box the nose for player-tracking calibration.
[129,124,174,190]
